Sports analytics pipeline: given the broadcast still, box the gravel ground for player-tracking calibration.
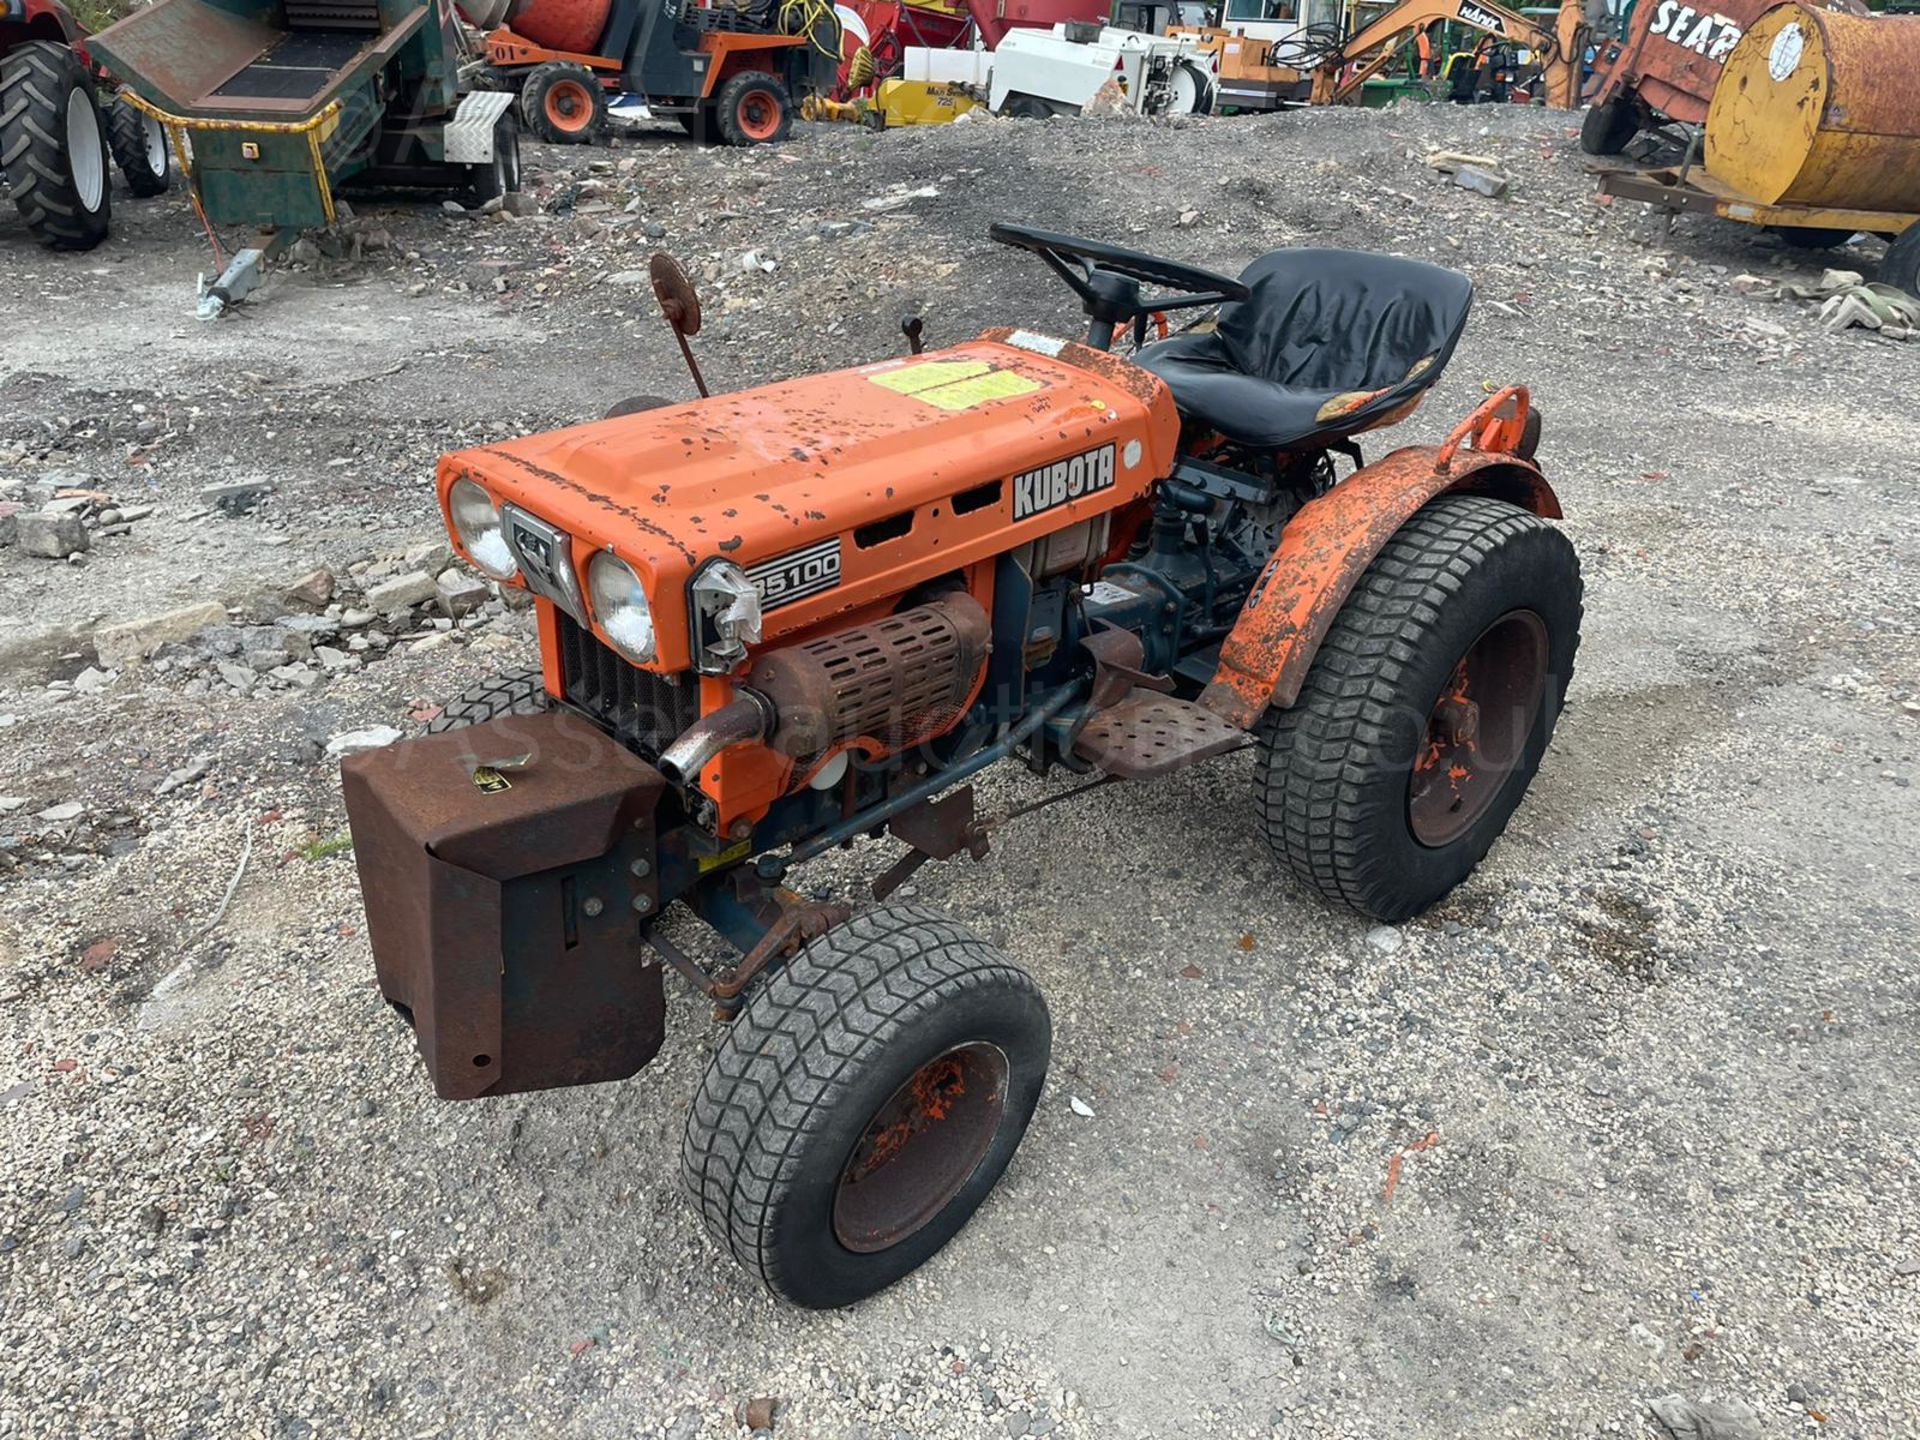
[2,100,1917,1440]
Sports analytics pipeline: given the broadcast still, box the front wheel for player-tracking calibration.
[521,61,606,145]
[424,667,551,732]
[714,70,793,146]
[106,93,170,197]
[1255,494,1582,922]
[683,904,1050,1309]
[1579,94,1638,156]
[0,41,111,250]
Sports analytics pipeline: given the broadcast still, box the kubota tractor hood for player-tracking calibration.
[440,336,1180,672]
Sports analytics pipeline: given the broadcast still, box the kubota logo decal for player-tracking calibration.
[746,537,841,610]
[1648,1,1743,61]
[1012,444,1116,521]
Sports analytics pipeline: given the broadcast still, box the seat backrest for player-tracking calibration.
[1215,249,1474,397]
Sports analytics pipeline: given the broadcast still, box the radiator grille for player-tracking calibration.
[557,614,701,757]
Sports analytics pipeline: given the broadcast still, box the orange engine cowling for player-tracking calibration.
[504,0,612,55]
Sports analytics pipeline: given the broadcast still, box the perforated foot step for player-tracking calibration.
[1072,694,1249,780]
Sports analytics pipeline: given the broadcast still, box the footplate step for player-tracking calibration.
[1072,694,1249,780]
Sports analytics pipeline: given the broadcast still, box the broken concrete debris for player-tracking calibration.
[17,512,89,560]
[364,572,440,612]
[94,602,229,669]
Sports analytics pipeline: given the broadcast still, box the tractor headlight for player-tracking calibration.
[588,551,657,664]
[448,477,517,580]
[690,560,763,675]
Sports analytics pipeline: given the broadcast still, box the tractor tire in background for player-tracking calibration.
[106,93,170,197]
[1002,94,1053,120]
[521,61,607,145]
[1255,494,1583,923]
[713,70,793,146]
[0,41,111,250]
[1883,223,1920,297]
[464,112,522,205]
[423,668,552,732]
[1579,95,1637,156]
[682,904,1051,1309]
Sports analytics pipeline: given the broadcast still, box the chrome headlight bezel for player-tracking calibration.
[587,550,657,665]
[689,558,764,675]
[447,477,518,581]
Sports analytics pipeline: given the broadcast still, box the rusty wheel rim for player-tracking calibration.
[832,1041,1008,1254]
[544,79,595,132]
[736,89,781,141]
[1408,609,1548,848]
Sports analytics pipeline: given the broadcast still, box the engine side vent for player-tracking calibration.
[556,613,701,757]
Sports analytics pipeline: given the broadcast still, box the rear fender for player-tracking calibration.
[1197,444,1560,729]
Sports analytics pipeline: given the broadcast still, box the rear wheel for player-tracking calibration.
[1255,494,1582,922]
[105,93,170,197]
[0,41,111,250]
[1878,223,1920,296]
[522,61,607,145]
[1578,94,1638,156]
[424,667,551,732]
[1002,94,1053,120]
[714,70,792,146]
[683,904,1050,1309]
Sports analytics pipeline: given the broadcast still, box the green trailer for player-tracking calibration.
[89,0,520,315]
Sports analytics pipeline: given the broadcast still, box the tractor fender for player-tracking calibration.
[1197,446,1561,729]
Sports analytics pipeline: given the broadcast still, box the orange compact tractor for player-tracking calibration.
[342,226,1582,1307]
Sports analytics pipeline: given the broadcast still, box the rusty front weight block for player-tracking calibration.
[340,710,667,1099]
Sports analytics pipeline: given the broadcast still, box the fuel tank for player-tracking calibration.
[1706,6,1920,212]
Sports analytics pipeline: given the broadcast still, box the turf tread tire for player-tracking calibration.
[1254,493,1581,922]
[683,904,1049,1308]
[0,41,111,250]
[106,94,169,197]
[424,667,551,732]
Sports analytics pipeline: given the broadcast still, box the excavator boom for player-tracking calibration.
[1308,0,1587,107]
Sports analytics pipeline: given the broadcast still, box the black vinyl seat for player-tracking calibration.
[1134,248,1475,451]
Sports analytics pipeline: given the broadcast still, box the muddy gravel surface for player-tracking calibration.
[2,100,1917,1440]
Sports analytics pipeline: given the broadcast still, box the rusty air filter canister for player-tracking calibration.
[1706,6,1920,212]
[747,594,992,761]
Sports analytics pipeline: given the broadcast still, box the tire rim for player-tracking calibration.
[1408,609,1548,848]
[736,89,781,142]
[544,79,595,133]
[833,1041,1008,1254]
[66,90,104,214]
[141,113,167,175]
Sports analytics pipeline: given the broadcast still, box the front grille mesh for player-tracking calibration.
[557,614,700,757]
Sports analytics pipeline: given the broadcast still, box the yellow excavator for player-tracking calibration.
[1180,0,1587,112]
[1308,0,1587,106]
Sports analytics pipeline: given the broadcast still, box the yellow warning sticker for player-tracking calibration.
[696,837,752,873]
[870,360,1043,412]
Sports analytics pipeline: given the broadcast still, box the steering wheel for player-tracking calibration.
[989,222,1250,352]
